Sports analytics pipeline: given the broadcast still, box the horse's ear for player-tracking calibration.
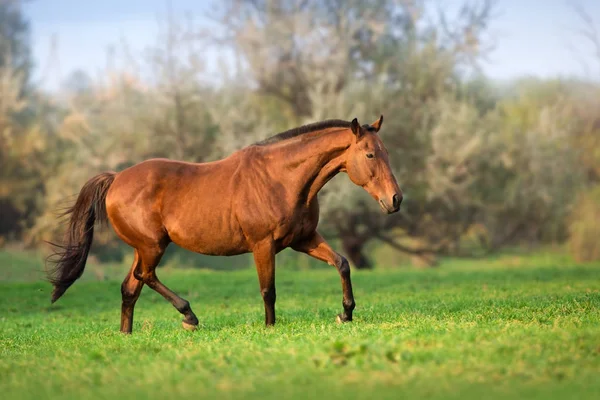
[350,118,363,139]
[371,115,383,132]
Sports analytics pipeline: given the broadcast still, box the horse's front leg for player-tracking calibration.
[292,231,355,323]
[252,239,276,326]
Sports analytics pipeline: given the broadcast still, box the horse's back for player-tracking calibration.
[107,158,198,208]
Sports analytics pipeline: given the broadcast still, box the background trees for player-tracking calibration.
[1,0,598,266]
[0,0,46,243]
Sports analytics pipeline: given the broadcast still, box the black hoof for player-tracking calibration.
[336,314,352,324]
[182,314,199,331]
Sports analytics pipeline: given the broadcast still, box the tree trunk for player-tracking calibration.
[410,253,438,268]
[341,235,372,270]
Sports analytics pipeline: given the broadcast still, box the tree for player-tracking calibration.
[28,0,592,269]
[31,11,223,254]
[208,0,497,267]
[0,0,32,93]
[0,0,44,243]
[565,2,600,261]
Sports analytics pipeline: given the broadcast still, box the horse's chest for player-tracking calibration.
[272,204,319,248]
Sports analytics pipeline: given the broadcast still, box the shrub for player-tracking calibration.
[569,185,600,262]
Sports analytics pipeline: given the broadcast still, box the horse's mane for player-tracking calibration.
[254,119,354,146]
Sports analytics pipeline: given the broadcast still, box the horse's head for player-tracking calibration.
[345,115,403,214]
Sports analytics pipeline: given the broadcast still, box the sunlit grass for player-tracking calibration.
[1,251,599,399]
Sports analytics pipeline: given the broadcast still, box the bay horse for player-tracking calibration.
[48,116,402,333]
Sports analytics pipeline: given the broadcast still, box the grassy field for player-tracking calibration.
[1,250,599,400]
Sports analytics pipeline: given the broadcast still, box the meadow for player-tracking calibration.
[1,250,599,400]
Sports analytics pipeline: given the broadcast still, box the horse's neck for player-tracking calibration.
[267,128,351,205]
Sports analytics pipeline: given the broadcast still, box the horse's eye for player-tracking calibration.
[366,153,374,159]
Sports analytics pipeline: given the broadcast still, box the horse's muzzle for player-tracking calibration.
[379,193,402,214]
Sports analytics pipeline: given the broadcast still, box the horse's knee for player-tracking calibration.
[261,287,276,304]
[338,256,351,278]
[120,283,130,298]
[121,283,137,305]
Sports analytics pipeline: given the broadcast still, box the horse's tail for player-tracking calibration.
[47,172,116,303]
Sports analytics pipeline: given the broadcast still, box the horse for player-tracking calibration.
[48,116,402,334]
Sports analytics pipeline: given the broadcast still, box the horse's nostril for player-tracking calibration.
[392,194,402,209]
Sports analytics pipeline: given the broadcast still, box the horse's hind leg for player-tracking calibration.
[136,245,199,331]
[120,250,144,334]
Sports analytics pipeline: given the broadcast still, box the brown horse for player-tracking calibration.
[48,116,402,333]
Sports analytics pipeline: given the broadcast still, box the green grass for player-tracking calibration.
[1,250,600,400]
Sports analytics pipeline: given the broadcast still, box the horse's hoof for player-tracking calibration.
[182,321,198,331]
[336,314,352,324]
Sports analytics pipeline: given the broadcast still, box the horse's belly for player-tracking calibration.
[178,238,250,256]
[164,211,250,256]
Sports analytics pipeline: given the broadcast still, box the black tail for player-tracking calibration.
[47,172,116,303]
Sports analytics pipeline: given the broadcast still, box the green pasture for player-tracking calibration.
[1,250,599,399]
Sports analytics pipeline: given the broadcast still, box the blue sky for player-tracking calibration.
[23,0,600,91]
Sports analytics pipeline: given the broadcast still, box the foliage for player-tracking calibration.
[0,0,41,242]
[0,57,46,242]
[1,0,599,270]
[206,0,501,267]
[569,185,600,262]
[0,0,32,91]
[482,79,585,245]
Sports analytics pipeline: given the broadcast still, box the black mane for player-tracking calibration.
[254,119,352,146]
